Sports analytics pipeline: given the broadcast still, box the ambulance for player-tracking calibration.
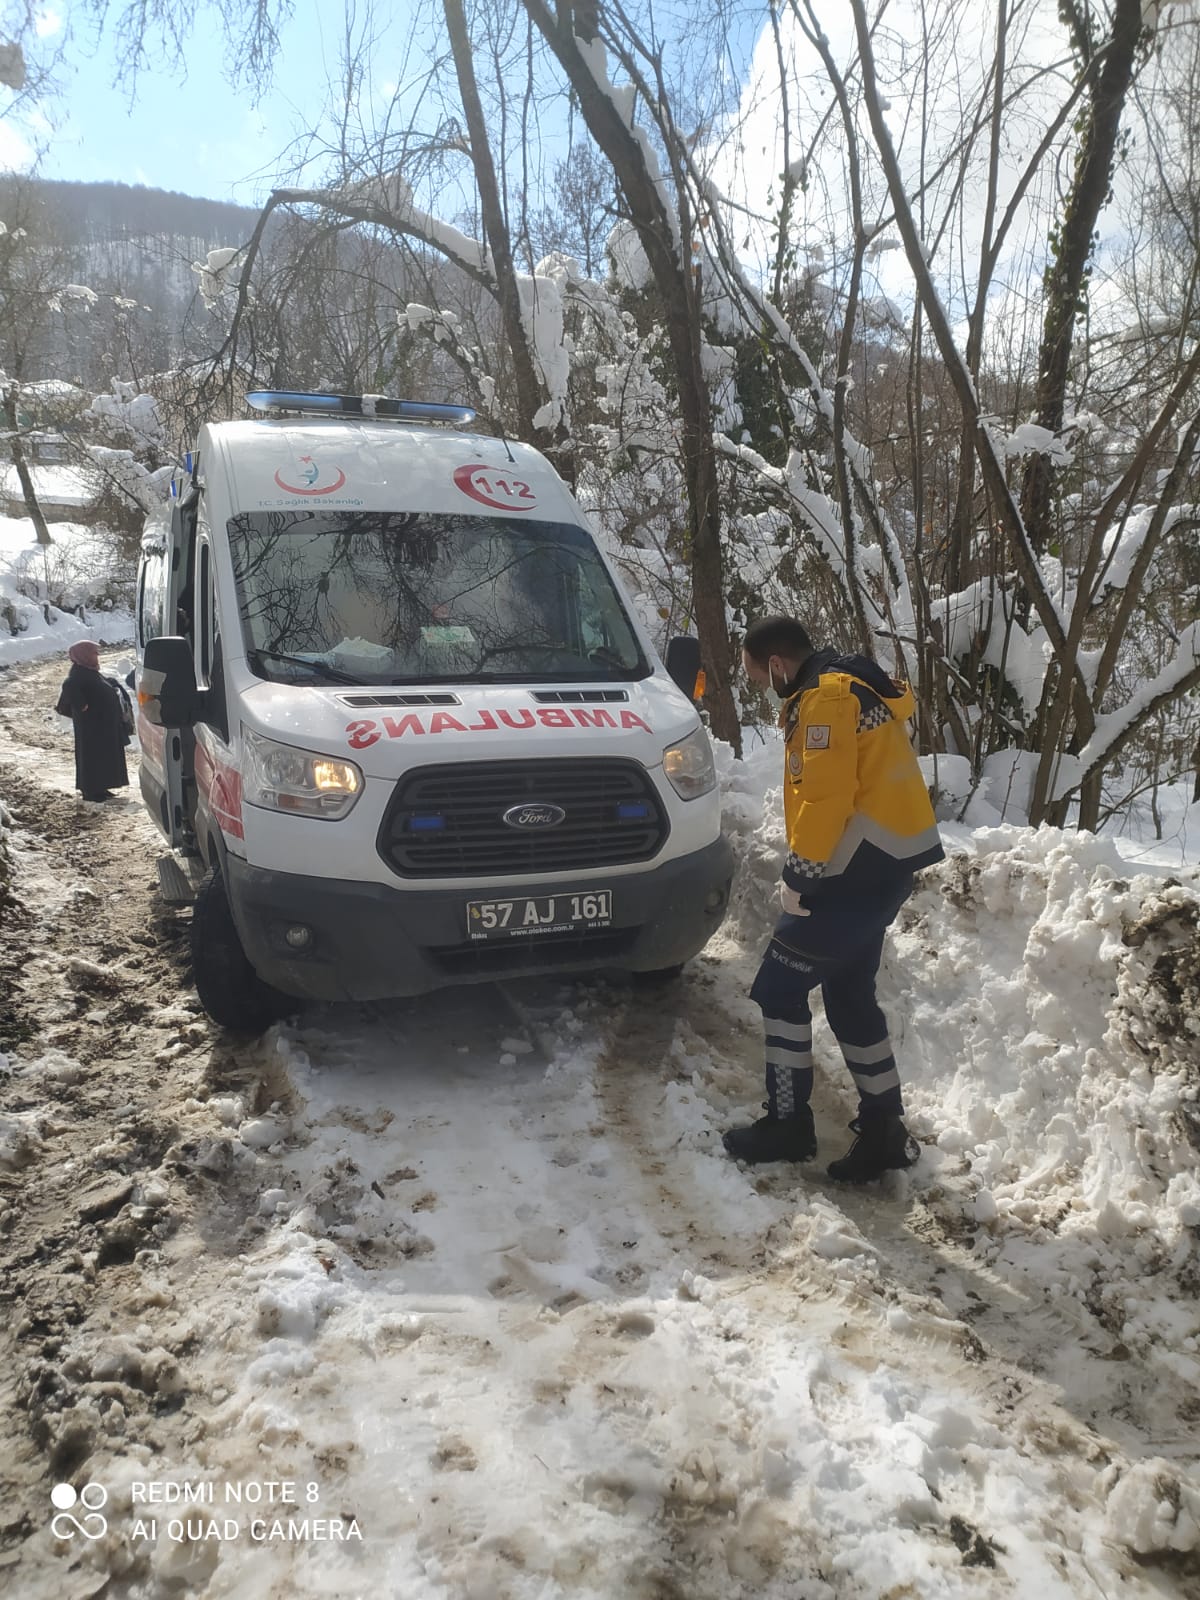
[135,392,733,1029]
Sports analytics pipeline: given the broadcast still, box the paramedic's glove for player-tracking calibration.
[779,883,810,917]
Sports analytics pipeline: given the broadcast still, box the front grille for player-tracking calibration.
[379,758,668,879]
[428,929,637,978]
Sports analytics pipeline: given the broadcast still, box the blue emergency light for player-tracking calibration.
[246,391,476,425]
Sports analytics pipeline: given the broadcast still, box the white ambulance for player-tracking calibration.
[135,391,733,1029]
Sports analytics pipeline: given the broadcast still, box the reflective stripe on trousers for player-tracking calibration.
[749,902,906,1119]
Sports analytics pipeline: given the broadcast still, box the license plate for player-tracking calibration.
[466,890,613,941]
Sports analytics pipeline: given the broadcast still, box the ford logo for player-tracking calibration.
[503,804,566,829]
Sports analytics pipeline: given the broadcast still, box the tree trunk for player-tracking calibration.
[522,0,741,752]
[1018,0,1144,562]
[443,0,545,444]
[2,391,51,547]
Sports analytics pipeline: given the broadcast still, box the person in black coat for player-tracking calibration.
[55,640,130,803]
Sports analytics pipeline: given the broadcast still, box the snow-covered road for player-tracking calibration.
[2,653,1198,1598]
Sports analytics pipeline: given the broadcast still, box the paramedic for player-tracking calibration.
[723,616,944,1183]
[55,640,130,804]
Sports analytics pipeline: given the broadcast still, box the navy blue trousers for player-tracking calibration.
[749,881,912,1121]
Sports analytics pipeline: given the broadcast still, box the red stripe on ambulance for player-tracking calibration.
[345,705,649,751]
[137,712,166,762]
[195,740,245,839]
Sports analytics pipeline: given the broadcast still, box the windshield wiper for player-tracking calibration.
[587,645,638,672]
[249,648,366,686]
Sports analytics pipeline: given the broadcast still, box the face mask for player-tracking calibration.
[769,665,788,702]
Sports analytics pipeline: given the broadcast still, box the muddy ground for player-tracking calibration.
[1,652,1197,1600]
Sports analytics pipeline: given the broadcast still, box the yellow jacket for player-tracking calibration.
[779,651,943,900]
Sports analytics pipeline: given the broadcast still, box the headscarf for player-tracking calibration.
[68,641,101,671]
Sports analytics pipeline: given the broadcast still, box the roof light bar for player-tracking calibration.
[246,391,476,425]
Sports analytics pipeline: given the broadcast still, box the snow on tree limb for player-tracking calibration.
[1052,622,1200,803]
[192,247,245,308]
[0,40,24,90]
[566,21,681,256]
[716,436,848,582]
[284,185,496,292]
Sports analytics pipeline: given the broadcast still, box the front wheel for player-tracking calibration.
[190,868,288,1033]
[631,962,686,987]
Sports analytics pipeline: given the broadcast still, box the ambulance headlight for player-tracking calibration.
[243,729,363,819]
[662,728,716,800]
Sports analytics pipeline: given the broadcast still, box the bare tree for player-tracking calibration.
[0,177,84,545]
[521,0,742,749]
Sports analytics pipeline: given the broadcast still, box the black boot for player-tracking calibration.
[723,1102,816,1165]
[827,1116,919,1183]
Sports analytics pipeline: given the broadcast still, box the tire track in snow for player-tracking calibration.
[581,968,1198,1598]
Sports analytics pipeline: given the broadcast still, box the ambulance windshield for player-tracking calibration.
[227,509,650,686]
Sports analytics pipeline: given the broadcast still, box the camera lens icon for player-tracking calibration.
[50,1482,108,1539]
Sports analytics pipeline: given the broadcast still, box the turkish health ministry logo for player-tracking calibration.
[51,1482,108,1540]
[274,456,348,495]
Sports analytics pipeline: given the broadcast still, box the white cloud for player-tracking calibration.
[35,8,63,38]
[0,117,34,171]
[703,0,1066,319]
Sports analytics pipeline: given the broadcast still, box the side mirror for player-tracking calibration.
[140,636,199,727]
[665,635,703,699]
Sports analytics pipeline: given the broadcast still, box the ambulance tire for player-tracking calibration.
[191,867,288,1033]
[631,962,686,987]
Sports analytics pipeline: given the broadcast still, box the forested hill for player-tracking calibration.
[1,178,269,384]
[32,178,258,249]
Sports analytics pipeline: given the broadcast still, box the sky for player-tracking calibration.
[2,1,768,209]
[1,0,430,204]
[0,0,1171,350]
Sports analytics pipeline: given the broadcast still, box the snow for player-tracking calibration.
[89,380,165,448]
[1054,619,1200,801]
[865,235,900,261]
[2,516,1200,1596]
[0,460,92,508]
[607,219,653,291]
[19,379,83,403]
[574,36,680,253]
[994,420,1073,465]
[192,246,243,309]
[0,516,135,661]
[518,255,574,431]
[336,180,491,281]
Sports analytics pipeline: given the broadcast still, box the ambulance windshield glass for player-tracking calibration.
[227,510,649,685]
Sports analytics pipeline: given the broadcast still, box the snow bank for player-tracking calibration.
[721,751,1200,1366]
[0,516,135,665]
[0,460,93,509]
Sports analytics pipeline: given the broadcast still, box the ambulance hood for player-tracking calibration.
[236,674,699,777]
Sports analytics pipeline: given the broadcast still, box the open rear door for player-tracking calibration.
[145,485,200,853]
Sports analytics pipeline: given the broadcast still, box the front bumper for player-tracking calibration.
[224,835,734,1001]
